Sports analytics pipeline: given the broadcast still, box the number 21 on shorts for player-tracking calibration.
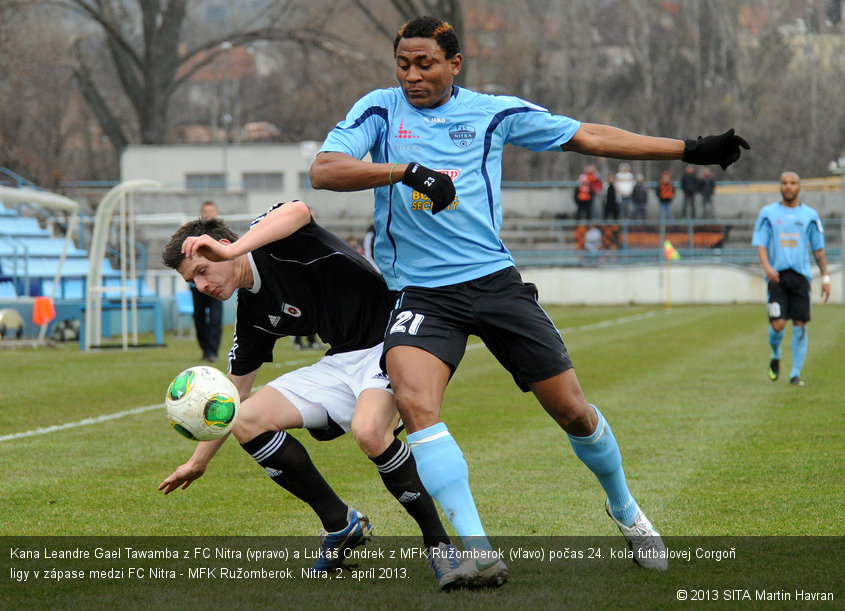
[390,311,424,335]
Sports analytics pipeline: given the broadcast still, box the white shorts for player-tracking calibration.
[266,343,391,436]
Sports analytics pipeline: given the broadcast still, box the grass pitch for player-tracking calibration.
[1,304,843,608]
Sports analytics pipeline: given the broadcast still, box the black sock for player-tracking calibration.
[241,430,348,532]
[371,437,450,548]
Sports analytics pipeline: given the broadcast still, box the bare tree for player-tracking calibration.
[351,0,464,42]
[0,1,27,51]
[3,0,845,185]
[0,5,89,188]
[53,0,334,152]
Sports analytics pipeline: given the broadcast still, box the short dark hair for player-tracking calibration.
[161,217,239,270]
[394,16,461,59]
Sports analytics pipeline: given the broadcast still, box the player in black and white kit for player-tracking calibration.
[158,201,472,589]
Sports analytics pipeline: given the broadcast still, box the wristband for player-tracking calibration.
[388,163,400,186]
[822,275,831,284]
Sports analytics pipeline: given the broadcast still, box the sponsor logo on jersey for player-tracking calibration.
[394,142,420,153]
[395,119,419,140]
[436,168,461,181]
[282,303,302,317]
[411,191,459,212]
[372,371,389,381]
[268,315,281,327]
[449,123,476,149]
[425,117,447,124]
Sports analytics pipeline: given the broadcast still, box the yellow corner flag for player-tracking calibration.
[663,239,680,261]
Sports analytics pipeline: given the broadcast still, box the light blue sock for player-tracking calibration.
[790,326,808,379]
[568,405,638,526]
[407,423,491,551]
[769,327,784,359]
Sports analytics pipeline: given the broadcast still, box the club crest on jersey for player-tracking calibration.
[449,123,476,149]
[282,303,302,317]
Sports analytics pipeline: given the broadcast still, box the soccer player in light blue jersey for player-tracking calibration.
[310,15,750,587]
[752,171,830,386]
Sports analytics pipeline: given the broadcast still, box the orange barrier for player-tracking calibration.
[574,224,725,250]
[32,296,56,326]
[574,225,621,250]
[625,229,724,249]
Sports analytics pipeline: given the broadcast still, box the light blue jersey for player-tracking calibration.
[319,85,580,290]
[752,202,824,283]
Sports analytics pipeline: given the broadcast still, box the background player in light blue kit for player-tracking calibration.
[310,15,750,586]
[752,171,830,386]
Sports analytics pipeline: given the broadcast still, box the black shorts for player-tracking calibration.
[767,269,811,323]
[382,266,573,391]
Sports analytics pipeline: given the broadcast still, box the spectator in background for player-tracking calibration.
[698,167,716,218]
[346,235,364,254]
[656,170,675,224]
[584,164,604,196]
[584,164,603,219]
[584,223,602,266]
[680,165,700,219]
[631,174,648,220]
[615,162,636,218]
[191,200,223,362]
[573,173,594,220]
[603,173,619,220]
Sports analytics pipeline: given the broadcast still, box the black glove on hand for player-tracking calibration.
[401,162,456,214]
[682,128,750,170]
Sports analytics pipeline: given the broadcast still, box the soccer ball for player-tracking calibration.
[165,366,240,441]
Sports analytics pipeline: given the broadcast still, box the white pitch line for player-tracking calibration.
[0,356,318,444]
[1,311,659,443]
[0,404,166,442]
[559,310,658,333]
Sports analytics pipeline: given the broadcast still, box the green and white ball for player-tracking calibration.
[165,366,239,441]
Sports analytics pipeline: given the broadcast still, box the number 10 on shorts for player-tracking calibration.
[390,311,425,335]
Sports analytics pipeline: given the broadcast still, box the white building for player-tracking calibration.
[120,142,376,218]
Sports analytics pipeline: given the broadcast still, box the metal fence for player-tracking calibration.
[497,217,843,268]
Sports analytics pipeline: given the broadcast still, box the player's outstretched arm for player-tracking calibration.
[310,152,408,191]
[564,124,749,170]
[158,435,228,494]
[229,371,258,404]
[182,234,234,262]
[563,123,684,160]
[182,202,313,264]
[311,152,454,213]
[228,201,313,255]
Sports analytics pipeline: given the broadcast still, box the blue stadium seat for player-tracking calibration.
[40,278,85,300]
[0,204,151,306]
[0,237,87,258]
[0,217,50,237]
[0,280,17,298]
[176,290,194,337]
